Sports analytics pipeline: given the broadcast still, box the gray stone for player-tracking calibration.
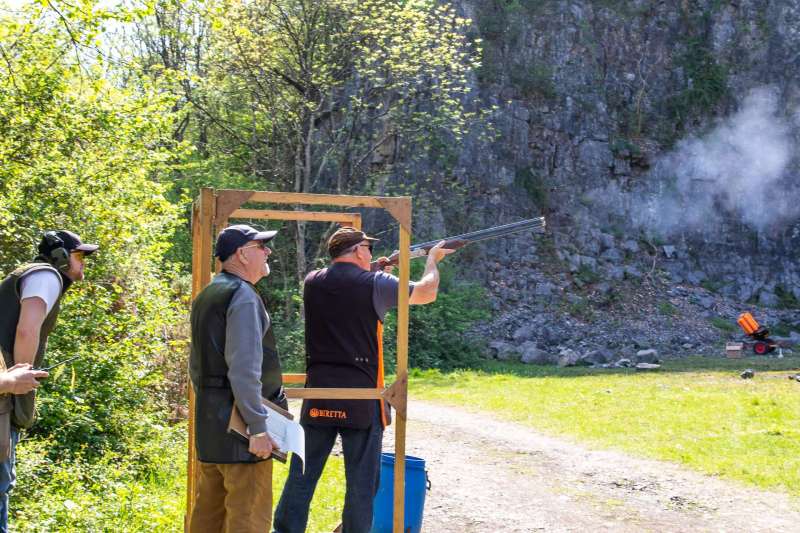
[598,233,615,251]
[534,282,557,297]
[512,323,537,342]
[695,294,715,309]
[594,282,613,295]
[557,348,581,367]
[621,240,639,253]
[635,349,660,364]
[578,255,597,270]
[606,265,625,281]
[686,270,707,285]
[520,341,557,365]
[740,369,755,379]
[759,290,780,308]
[579,349,609,365]
[490,341,518,361]
[614,358,632,368]
[600,247,623,263]
[662,245,677,259]
[635,363,661,371]
[624,265,643,279]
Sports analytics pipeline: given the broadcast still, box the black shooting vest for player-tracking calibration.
[301,262,386,429]
[0,263,64,429]
[189,271,286,463]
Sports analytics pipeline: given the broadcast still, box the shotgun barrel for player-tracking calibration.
[371,217,545,270]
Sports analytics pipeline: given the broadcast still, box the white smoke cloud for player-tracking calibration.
[634,86,798,236]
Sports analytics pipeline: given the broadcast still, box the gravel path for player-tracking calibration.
[380,400,800,532]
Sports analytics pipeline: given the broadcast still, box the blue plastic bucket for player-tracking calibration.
[371,453,429,533]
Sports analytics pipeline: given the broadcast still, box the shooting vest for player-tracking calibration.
[301,262,389,429]
[0,263,64,429]
[189,271,286,463]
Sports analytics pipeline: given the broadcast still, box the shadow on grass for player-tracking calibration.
[409,356,800,381]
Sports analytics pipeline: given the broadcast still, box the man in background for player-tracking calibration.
[0,230,98,532]
[188,224,286,532]
[274,227,453,533]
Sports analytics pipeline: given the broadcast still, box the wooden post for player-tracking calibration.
[393,202,411,533]
[184,189,409,532]
[186,187,214,531]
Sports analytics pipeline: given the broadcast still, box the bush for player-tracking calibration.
[383,262,491,371]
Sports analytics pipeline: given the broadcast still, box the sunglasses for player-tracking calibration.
[241,241,270,251]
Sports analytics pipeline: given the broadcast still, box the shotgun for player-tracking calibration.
[371,217,545,271]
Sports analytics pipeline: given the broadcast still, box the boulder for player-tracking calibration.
[740,369,755,379]
[621,239,639,253]
[520,341,557,365]
[606,265,625,281]
[635,363,661,371]
[600,247,623,263]
[557,348,581,367]
[614,358,632,368]
[686,270,707,285]
[512,323,536,342]
[534,282,557,297]
[635,348,660,364]
[624,265,643,279]
[579,349,609,366]
[758,290,780,308]
[490,341,518,361]
[662,245,677,259]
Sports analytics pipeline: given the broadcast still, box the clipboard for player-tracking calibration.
[227,398,293,463]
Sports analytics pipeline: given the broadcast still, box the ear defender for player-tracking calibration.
[44,231,70,271]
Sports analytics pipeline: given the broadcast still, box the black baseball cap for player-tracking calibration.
[215,224,277,262]
[38,230,99,257]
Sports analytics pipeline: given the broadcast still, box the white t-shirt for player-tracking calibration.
[19,270,62,315]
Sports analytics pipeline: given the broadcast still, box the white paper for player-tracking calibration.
[264,403,305,471]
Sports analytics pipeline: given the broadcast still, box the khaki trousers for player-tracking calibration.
[188,460,273,533]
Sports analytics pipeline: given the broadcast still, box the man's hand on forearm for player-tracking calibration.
[0,364,48,395]
[249,431,277,459]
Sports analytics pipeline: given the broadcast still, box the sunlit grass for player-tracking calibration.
[410,356,800,495]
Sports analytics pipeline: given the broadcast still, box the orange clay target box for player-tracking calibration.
[736,312,777,355]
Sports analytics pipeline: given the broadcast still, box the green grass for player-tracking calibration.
[13,423,347,532]
[409,357,800,495]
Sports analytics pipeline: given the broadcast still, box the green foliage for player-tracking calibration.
[711,316,737,332]
[509,61,556,100]
[575,264,600,285]
[383,262,491,371]
[514,166,549,208]
[658,301,678,316]
[775,285,800,310]
[666,37,728,128]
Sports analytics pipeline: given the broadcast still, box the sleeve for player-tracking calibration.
[19,270,62,315]
[225,287,269,435]
[372,272,416,321]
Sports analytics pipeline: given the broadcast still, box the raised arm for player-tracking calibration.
[409,241,454,305]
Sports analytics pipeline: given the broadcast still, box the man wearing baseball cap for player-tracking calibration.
[0,229,98,531]
[188,224,287,532]
[274,227,453,533]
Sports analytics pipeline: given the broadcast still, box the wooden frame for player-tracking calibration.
[187,188,412,533]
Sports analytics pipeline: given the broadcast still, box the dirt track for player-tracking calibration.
[382,400,800,532]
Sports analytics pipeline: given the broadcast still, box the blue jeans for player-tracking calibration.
[273,415,383,533]
[0,428,19,533]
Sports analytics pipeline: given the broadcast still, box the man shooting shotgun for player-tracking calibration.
[371,217,546,271]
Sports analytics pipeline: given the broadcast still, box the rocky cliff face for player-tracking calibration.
[423,1,800,358]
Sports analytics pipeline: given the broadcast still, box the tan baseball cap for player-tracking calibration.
[327,227,379,258]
